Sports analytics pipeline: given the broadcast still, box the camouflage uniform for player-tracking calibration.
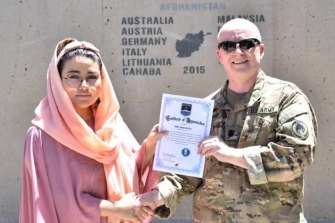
[155,71,317,223]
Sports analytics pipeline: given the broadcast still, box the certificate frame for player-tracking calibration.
[153,93,214,178]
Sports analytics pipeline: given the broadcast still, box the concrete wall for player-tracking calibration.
[0,0,334,222]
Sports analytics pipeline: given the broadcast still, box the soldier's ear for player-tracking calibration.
[216,49,222,64]
[259,43,265,59]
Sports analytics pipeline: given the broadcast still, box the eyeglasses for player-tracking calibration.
[218,38,261,53]
[62,73,101,88]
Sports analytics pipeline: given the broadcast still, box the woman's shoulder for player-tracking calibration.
[25,125,43,141]
[23,126,45,166]
[24,125,55,153]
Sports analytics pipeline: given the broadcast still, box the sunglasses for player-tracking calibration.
[218,38,261,53]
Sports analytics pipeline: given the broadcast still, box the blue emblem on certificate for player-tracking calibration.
[153,94,214,178]
[181,148,191,157]
[181,103,192,116]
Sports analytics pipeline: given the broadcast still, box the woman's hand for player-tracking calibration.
[145,124,168,162]
[100,193,153,223]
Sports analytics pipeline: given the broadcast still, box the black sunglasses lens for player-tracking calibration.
[239,39,257,50]
[221,42,237,52]
[219,39,260,52]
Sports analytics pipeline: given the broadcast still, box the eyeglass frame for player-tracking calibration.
[62,73,102,88]
[217,38,261,53]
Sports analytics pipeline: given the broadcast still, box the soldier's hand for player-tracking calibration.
[137,189,165,210]
[198,136,247,168]
[198,136,229,158]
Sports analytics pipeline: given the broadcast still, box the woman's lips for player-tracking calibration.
[76,94,91,98]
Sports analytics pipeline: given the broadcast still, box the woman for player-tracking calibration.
[19,38,165,223]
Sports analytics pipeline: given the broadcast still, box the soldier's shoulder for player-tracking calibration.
[263,74,303,95]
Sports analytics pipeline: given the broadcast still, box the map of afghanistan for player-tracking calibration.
[176,30,212,58]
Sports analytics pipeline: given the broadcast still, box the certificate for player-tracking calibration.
[153,94,214,178]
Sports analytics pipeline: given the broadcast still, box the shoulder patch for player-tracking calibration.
[291,120,309,140]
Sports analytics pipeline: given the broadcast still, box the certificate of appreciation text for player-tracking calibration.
[153,94,214,178]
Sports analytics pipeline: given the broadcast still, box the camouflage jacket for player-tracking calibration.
[155,71,317,223]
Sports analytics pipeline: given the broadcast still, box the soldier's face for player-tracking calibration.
[216,29,264,85]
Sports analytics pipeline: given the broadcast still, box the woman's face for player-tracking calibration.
[60,55,102,117]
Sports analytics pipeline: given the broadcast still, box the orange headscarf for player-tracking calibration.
[32,39,142,202]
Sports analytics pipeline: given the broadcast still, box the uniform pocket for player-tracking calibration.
[239,113,277,147]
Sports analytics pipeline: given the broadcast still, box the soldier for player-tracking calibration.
[139,18,318,223]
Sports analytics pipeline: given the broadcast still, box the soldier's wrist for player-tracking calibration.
[152,187,165,206]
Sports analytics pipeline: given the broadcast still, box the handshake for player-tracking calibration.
[101,189,165,223]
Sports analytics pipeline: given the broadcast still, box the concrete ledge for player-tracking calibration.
[152,219,335,223]
[2,218,334,223]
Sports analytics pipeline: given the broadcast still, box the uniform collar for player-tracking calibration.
[247,70,266,107]
[214,70,266,111]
